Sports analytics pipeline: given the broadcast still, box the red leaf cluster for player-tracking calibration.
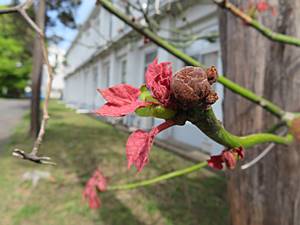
[145,58,173,107]
[83,169,107,209]
[95,59,178,172]
[254,0,277,16]
[96,84,148,117]
[126,120,176,171]
[207,147,245,170]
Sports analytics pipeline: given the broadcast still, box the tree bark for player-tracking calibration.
[219,0,300,224]
[30,0,46,137]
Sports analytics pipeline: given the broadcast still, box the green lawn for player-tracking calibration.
[0,101,229,225]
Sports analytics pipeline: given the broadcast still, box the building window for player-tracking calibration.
[103,62,110,87]
[120,59,127,83]
[187,51,219,90]
[186,51,218,68]
[144,50,157,75]
[93,66,98,89]
[142,50,157,129]
[200,51,218,67]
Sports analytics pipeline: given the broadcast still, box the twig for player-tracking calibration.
[12,149,56,165]
[29,39,53,157]
[108,161,207,191]
[0,7,18,15]
[240,143,275,170]
[0,0,55,165]
[214,0,300,47]
[137,0,154,29]
[241,129,288,169]
[19,8,44,37]
[0,0,33,14]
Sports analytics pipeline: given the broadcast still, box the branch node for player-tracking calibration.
[12,149,56,166]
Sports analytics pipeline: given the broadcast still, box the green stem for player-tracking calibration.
[107,161,207,191]
[106,108,293,192]
[251,20,300,46]
[97,0,285,119]
[216,76,285,118]
[188,108,293,149]
[266,121,286,133]
[214,0,300,47]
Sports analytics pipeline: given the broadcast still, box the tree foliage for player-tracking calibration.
[0,6,33,98]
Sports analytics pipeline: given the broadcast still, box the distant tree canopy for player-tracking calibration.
[0,0,81,98]
[0,6,34,98]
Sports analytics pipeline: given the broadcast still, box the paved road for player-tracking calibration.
[0,98,29,152]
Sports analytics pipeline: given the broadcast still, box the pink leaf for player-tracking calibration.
[207,147,245,170]
[92,170,107,192]
[96,84,147,117]
[207,155,224,170]
[145,58,173,106]
[256,0,269,12]
[83,169,107,209]
[126,120,175,172]
[233,147,245,159]
[223,151,236,170]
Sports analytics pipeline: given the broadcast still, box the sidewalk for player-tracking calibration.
[0,98,29,152]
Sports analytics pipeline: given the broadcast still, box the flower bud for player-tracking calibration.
[171,66,218,109]
[291,117,300,141]
[206,66,218,85]
[223,151,236,170]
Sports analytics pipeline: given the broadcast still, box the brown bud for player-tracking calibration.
[171,66,218,109]
[206,66,218,85]
[290,117,300,141]
[223,151,236,170]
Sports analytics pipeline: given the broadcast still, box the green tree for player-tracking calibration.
[0,7,33,98]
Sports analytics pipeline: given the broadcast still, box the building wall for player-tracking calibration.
[64,1,223,155]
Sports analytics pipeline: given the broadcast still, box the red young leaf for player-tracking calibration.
[223,151,236,170]
[233,146,245,159]
[207,147,245,170]
[145,58,173,107]
[83,169,107,209]
[126,120,175,172]
[207,155,224,170]
[256,0,269,12]
[96,84,147,117]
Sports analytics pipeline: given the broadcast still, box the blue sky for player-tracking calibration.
[46,1,95,51]
[0,0,95,51]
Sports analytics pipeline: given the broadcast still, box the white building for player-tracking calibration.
[63,0,224,155]
[41,46,65,99]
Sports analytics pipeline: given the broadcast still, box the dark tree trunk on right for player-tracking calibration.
[219,0,300,224]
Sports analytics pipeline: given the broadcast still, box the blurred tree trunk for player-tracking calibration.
[30,0,46,137]
[219,0,300,224]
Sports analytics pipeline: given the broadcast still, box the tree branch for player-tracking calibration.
[213,0,300,47]
[0,7,18,15]
[108,161,207,191]
[187,108,293,149]
[96,0,287,119]
[0,0,55,165]
[0,0,33,14]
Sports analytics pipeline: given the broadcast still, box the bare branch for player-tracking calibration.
[0,0,55,165]
[19,8,44,37]
[0,7,18,15]
[214,0,300,47]
[13,149,56,165]
[0,0,33,15]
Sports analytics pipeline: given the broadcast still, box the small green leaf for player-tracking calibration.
[139,85,158,103]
